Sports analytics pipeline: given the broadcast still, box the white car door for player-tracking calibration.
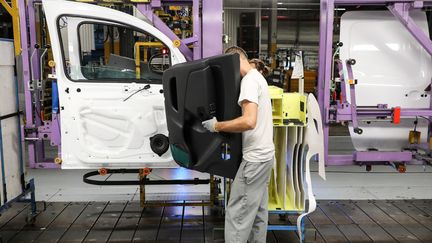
[43,0,186,169]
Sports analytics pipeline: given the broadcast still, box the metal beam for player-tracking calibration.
[1,0,21,55]
[0,0,13,14]
[388,2,432,56]
[268,0,277,68]
[136,4,193,61]
[318,0,334,163]
[18,0,37,166]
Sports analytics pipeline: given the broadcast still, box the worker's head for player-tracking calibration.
[225,46,252,77]
[249,58,268,77]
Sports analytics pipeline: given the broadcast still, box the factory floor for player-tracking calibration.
[2,134,432,242]
[1,200,432,242]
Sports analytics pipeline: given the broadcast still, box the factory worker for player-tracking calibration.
[202,46,275,243]
[249,58,269,77]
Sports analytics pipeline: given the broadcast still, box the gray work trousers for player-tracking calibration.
[225,158,274,243]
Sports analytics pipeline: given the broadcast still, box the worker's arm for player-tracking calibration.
[214,100,258,133]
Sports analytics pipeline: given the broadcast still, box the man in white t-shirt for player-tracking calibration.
[202,46,275,243]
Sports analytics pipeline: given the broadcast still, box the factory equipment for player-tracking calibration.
[0,0,222,220]
[14,0,222,169]
[43,0,186,169]
[0,39,38,223]
[318,0,432,171]
[267,85,325,241]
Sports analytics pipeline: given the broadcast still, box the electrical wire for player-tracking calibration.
[123,84,151,102]
[418,116,432,122]
[33,99,44,123]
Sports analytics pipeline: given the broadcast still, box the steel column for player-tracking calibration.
[18,0,38,167]
[202,0,223,57]
[192,0,201,59]
[27,0,45,165]
[318,0,334,163]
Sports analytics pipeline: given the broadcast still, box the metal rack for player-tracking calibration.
[0,38,39,222]
[318,0,432,167]
[268,210,306,242]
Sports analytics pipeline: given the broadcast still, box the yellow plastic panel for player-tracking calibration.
[283,93,307,127]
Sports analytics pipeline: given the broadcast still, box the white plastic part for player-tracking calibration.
[340,11,432,151]
[273,127,287,209]
[293,128,302,209]
[291,52,305,94]
[286,127,297,209]
[43,0,186,169]
[297,93,325,238]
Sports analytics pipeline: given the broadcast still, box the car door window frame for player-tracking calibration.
[56,14,172,84]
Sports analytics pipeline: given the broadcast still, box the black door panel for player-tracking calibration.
[163,53,242,178]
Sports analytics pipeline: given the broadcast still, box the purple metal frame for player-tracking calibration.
[318,0,432,165]
[18,0,55,168]
[202,0,223,58]
[20,0,223,168]
[136,0,223,60]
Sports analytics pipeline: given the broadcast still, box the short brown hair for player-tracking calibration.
[249,58,269,77]
[224,46,248,59]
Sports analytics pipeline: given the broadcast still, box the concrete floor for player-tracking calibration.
[3,200,432,242]
[27,136,432,202]
[28,164,432,202]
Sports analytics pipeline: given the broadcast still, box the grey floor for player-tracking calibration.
[1,135,431,243]
[27,135,432,202]
[3,200,432,242]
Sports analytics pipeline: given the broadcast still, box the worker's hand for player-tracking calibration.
[202,117,218,133]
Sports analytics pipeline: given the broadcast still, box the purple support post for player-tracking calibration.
[388,2,432,56]
[202,0,223,57]
[192,0,201,59]
[136,4,194,61]
[28,0,39,81]
[335,60,347,103]
[345,61,360,130]
[318,0,335,163]
[50,114,61,147]
[317,3,325,110]
[151,0,161,7]
[18,0,38,166]
[27,0,45,165]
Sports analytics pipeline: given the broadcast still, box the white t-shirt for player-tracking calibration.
[237,69,275,162]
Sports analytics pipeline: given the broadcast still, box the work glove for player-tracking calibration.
[202,117,218,133]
